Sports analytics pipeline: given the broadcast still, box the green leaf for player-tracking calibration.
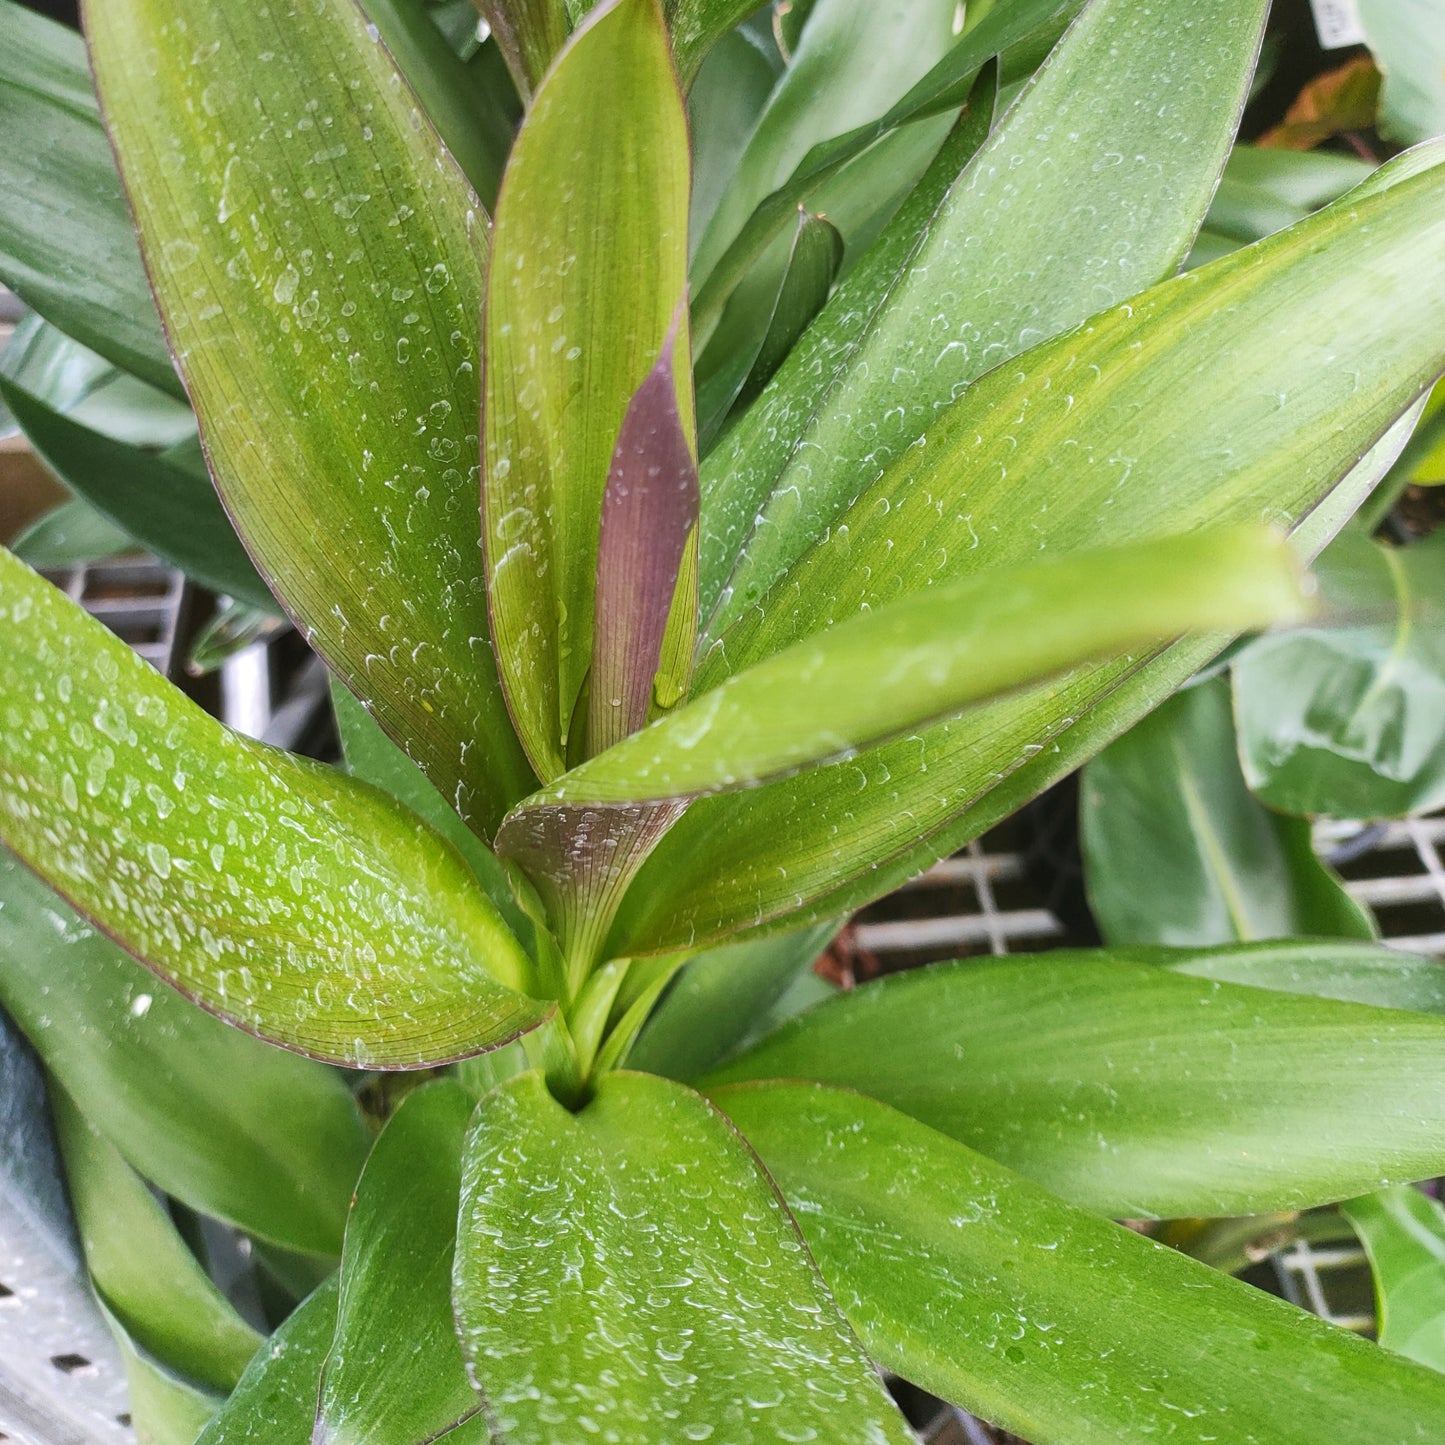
[195,1277,339,1445]
[317,1082,481,1445]
[11,497,135,569]
[537,527,1307,805]
[719,1081,1445,1444]
[0,0,177,396]
[626,919,838,1078]
[101,1303,224,1445]
[605,151,1445,958]
[700,0,1268,636]
[477,0,571,97]
[704,953,1445,1218]
[482,0,691,780]
[0,549,544,1067]
[1081,677,1374,946]
[1360,0,1445,145]
[0,849,367,1254]
[664,0,760,82]
[454,1070,915,1445]
[52,1089,262,1392]
[86,0,534,836]
[1234,530,1445,819]
[0,359,275,614]
[1344,1185,1445,1371]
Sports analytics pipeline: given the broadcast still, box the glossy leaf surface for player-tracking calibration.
[542,527,1306,805]
[1344,1185,1445,1371]
[195,1278,339,1445]
[1234,530,1445,819]
[721,1082,1445,1443]
[53,1090,261,1392]
[482,0,691,780]
[665,0,759,82]
[0,0,175,395]
[705,954,1445,1218]
[455,1070,914,1445]
[317,1082,481,1445]
[700,0,1267,635]
[0,850,366,1253]
[0,550,543,1067]
[85,0,533,834]
[1082,678,1375,946]
[609,155,1445,956]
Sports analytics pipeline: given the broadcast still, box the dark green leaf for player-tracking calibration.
[1344,1185,1445,1370]
[704,953,1445,1217]
[664,0,760,82]
[316,1082,481,1445]
[0,0,177,395]
[720,1081,1445,1443]
[482,0,692,780]
[86,0,534,835]
[477,0,571,97]
[1081,678,1374,945]
[455,1070,915,1445]
[0,550,545,1067]
[1234,530,1445,819]
[0,849,367,1254]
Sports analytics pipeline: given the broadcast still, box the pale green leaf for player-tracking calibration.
[1360,0,1445,144]
[0,549,544,1067]
[86,0,533,834]
[1344,1185,1445,1371]
[101,1303,223,1445]
[11,497,135,569]
[704,953,1445,1218]
[455,1070,915,1445]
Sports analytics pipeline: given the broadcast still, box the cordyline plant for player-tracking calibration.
[4,0,1445,1440]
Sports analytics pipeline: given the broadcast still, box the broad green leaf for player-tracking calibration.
[86,0,534,836]
[317,1082,481,1445]
[53,1090,262,1392]
[604,152,1445,957]
[537,527,1307,805]
[330,677,531,943]
[704,954,1445,1218]
[195,1277,339,1445]
[477,0,570,97]
[1344,1185,1445,1370]
[0,0,176,396]
[700,0,1267,636]
[0,550,544,1067]
[11,497,135,569]
[0,367,274,614]
[1360,0,1445,144]
[482,0,691,779]
[626,919,838,1078]
[1234,530,1445,819]
[0,849,366,1254]
[719,1082,1445,1444]
[454,1070,915,1445]
[101,1303,224,1445]
[1081,678,1374,946]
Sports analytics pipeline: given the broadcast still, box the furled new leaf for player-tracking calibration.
[0,550,544,1067]
[316,1082,482,1445]
[85,0,533,834]
[720,1083,1445,1443]
[1081,678,1375,945]
[1344,1185,1445,1371]
[704,954,1445,1218]
[482,0,691,779]
[455,1070,915,1445]
[0,850,367,1254]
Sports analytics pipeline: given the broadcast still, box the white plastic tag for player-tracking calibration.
[1309,0,1368,49]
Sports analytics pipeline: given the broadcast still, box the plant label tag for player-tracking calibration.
[1309,0,1367,49]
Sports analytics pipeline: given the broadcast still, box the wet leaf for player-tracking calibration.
[477,0,570,98]
[0,0,176,396]
[0,550,545,1068]
[705,953,1445,1218]
[720,1082,1445,1443]
[53,1089,262,1393]
[482,0,691,779]
[542,527,1308,805]
[0,849,367,1254]
[454,1070,915,1445]
[1344,1185,1445,1371]
[665,0,761,83]
[86,0,534,835]
[1234,530,1445,819]
[1081,678,1375,945]
[316,1082,482,1445]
